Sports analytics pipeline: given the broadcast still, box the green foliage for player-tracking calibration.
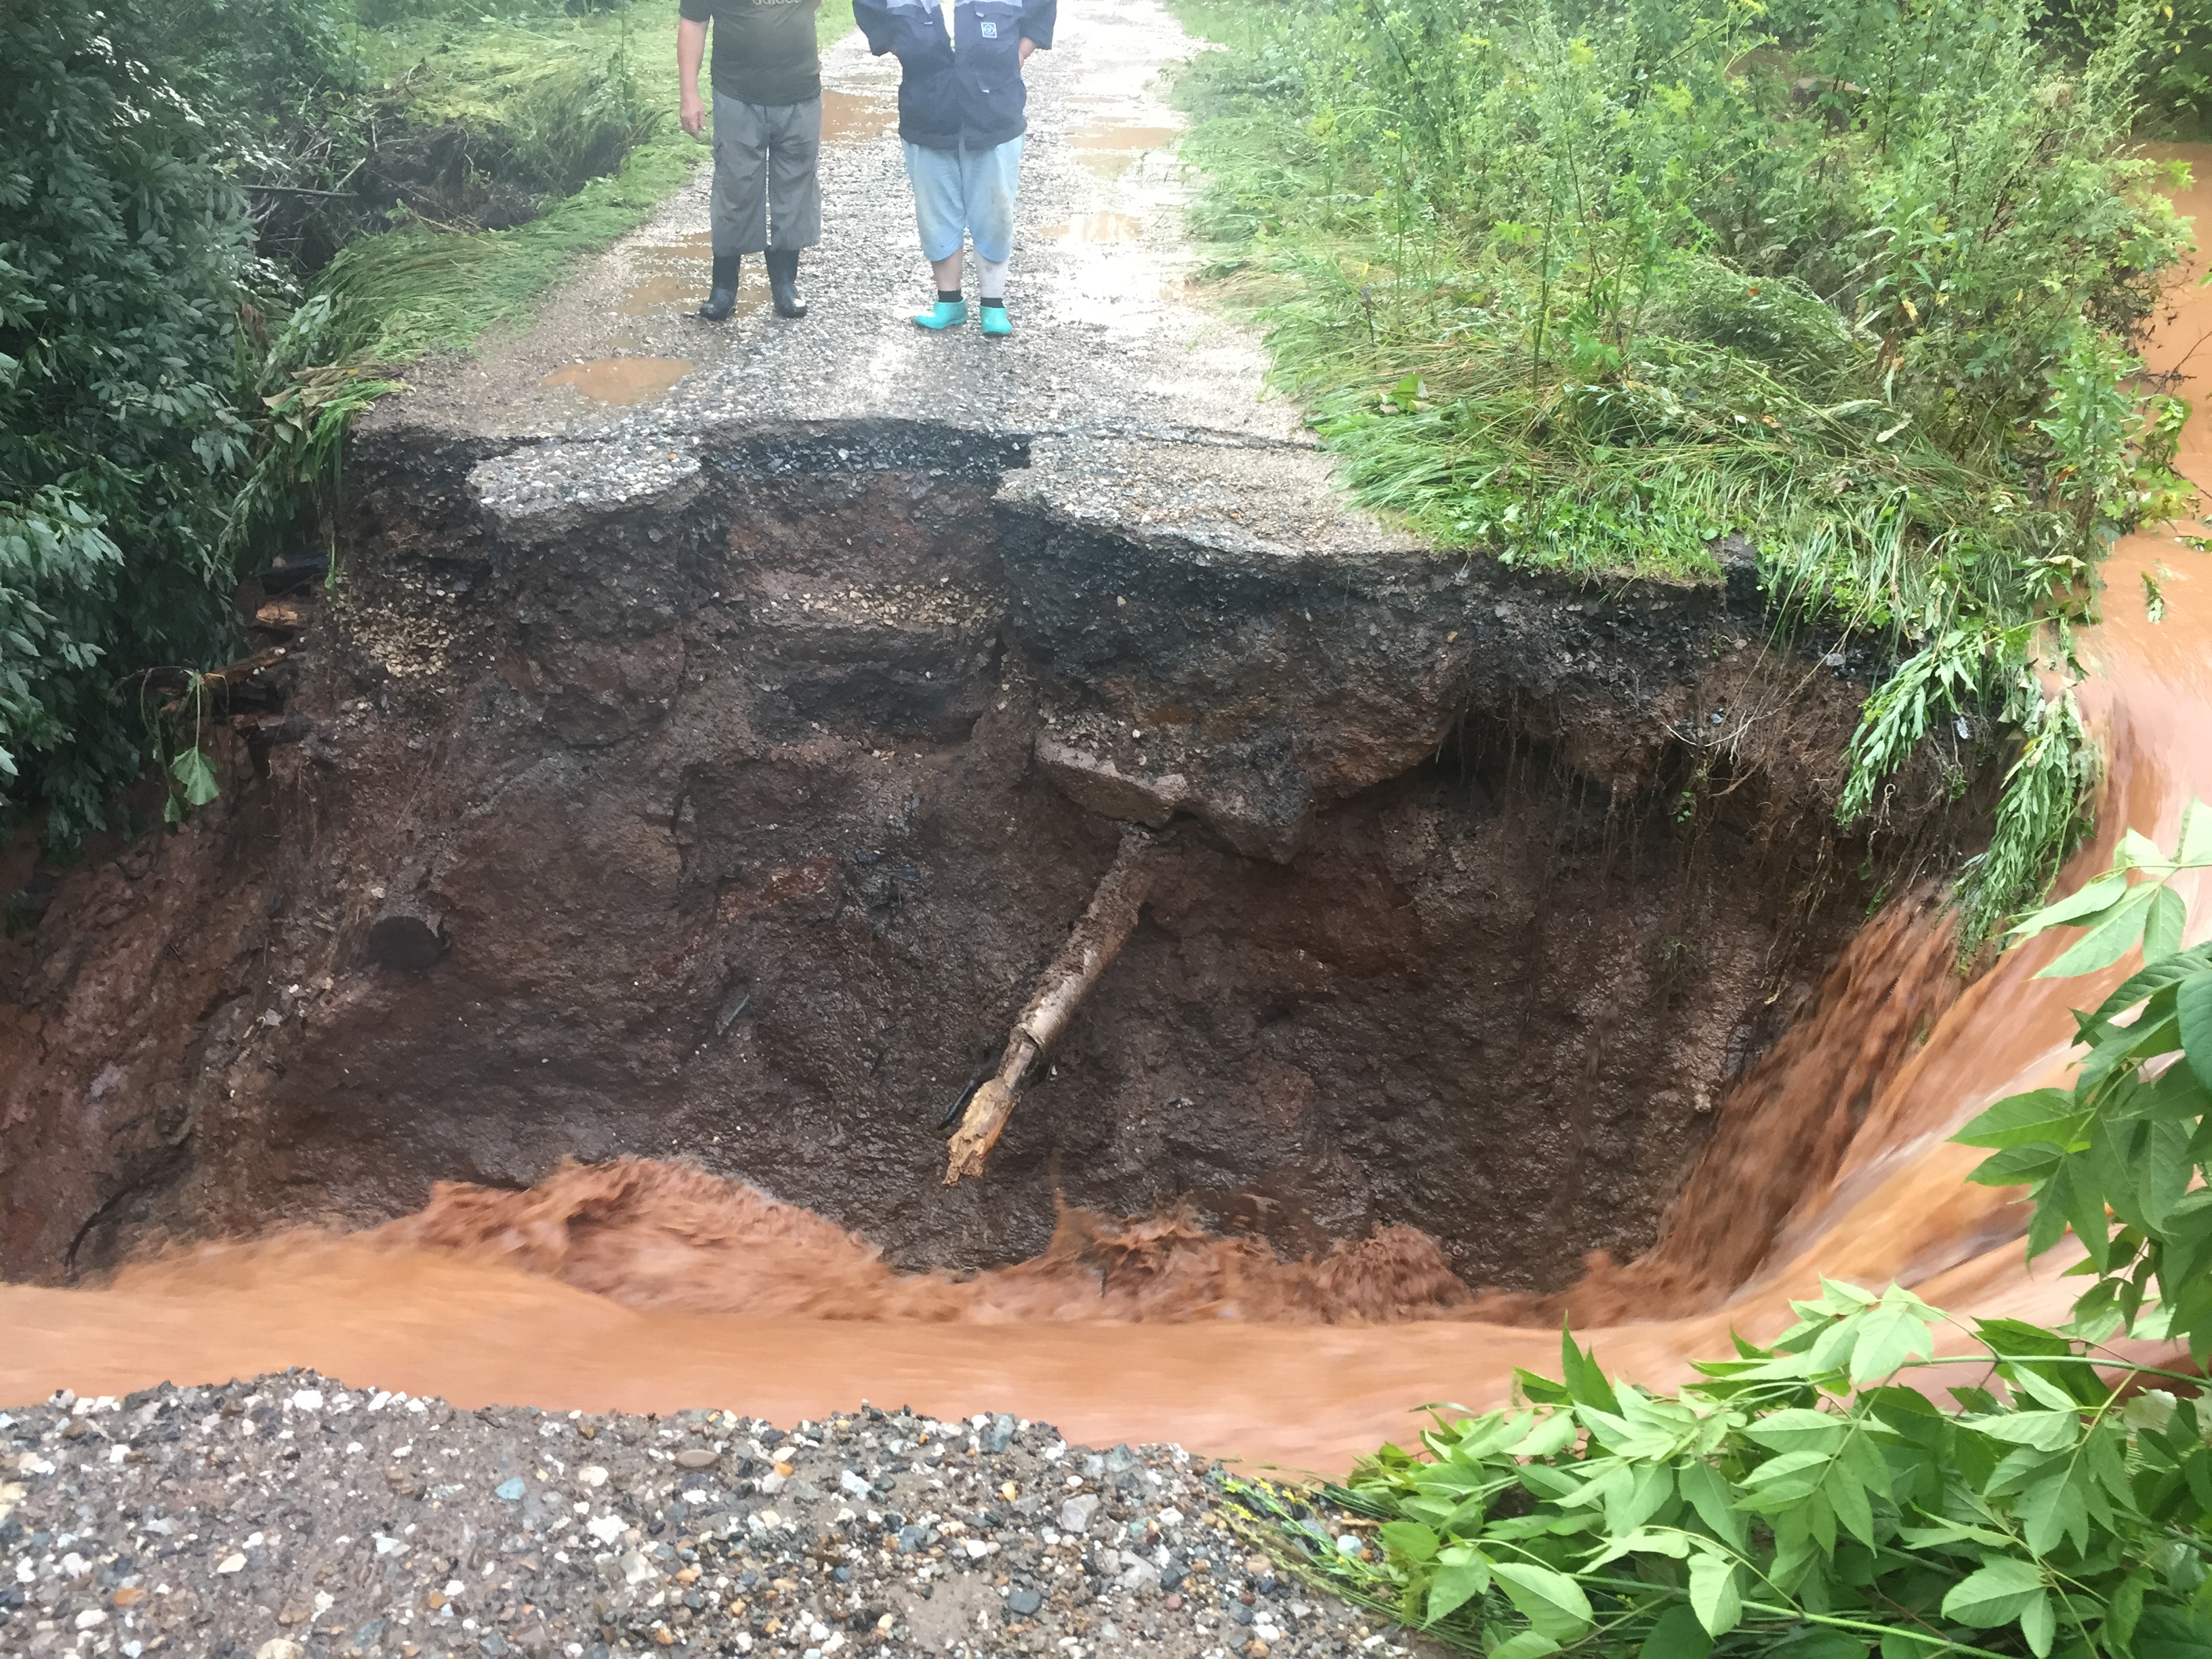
[0,0,258,850]
[1239,838,2212,1655]
[1,0,773,847]
[1956,804,2212,1361]
[357,9,665,202]
[1234,1289,2212,1656]
[130,0,363,115]
[310,121,699,363]
[1168,0,2197,939]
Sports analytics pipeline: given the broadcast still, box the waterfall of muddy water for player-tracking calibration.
[6,152,2212,1474]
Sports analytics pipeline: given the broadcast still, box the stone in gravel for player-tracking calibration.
[494,1476,525,1500]
[1061,1492,1101,1534]
[674,1448,718,1469]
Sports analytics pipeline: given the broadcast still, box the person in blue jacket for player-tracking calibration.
[853,0,1057,337]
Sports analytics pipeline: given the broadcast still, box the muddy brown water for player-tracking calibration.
[1069,120,1182,179]
[5,153,2211,1472]
[541,356,695,406]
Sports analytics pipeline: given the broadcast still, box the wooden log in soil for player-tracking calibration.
[944,830,1158,1185]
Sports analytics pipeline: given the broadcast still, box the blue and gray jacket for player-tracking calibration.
[853,0,1058,152]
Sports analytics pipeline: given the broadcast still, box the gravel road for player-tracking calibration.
[2,1373,1410,1659]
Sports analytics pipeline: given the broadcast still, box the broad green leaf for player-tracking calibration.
[2020,1588,2055,1658]
[2180,972,2212,1094]
[1822,1457,1877,1546]
[1583,1527,1693,1567]
[1742,1409,1847,1454]
[2182,798,2212,867]
[1380,1521,1439,1563]
[1677,1460,1747,1549]
[2013,872,2129,941]
[1969,1408,2082,1451]
[2039,882,2157,979]
[1849,1301,1938,1385]
[1955,1088,2090,1151]
[2104,1568,2150,1654]
[1967,1143,2064,1187]
[1488,1635,1561,1659]
[1491,1561,1593,1642]
[2121,828,2169,871]
[1510,1414,1578,1459]
[170,745,220,808]
[1687,1552,1743,1637]
[2146,886,2188,963]
[1561,1326,1622,1415]
[2018,1469,2087,1556]
[1898,1521,2015,1550]
[2140,1116,2193,1231]
[1638,1604,1713,1659]
[1608,1461,1675,1533]
[1425,1545,1490,1624]
[1941,1557,2045,1626]
[1740,1448,1837,1490]
[2084,947,2212,1032]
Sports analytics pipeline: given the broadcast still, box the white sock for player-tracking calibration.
[979,258,1009,302]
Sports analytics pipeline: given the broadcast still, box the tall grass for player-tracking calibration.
[1169,0,2196,946]
[321,1,857,362]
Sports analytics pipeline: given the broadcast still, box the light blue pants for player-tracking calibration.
[902,136,1025,265]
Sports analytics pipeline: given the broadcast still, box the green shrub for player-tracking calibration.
[1170,0,2194,943]
[0,0,259,850]
[1234,825,2212,1656]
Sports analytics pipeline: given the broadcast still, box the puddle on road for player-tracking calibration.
[1047,213,1145,246]
[541,356,693,405]
[619,274,710,316]
[1069,120,1181,179]
[632,231,716,264]
[823,87,900,144]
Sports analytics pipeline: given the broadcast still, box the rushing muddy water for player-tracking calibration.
[5,154,2211,1473]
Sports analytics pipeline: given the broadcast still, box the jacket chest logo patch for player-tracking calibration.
[980,20,998,35]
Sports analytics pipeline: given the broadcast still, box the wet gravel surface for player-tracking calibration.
[3,1374,1409,1659]
[369,0,1410,562]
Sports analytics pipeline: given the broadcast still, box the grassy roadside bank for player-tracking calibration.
[322,1,857,363]
[1161,0,2197,946]
[2,0,854,851]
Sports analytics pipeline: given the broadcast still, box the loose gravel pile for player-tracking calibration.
[1,1372,1416,1659]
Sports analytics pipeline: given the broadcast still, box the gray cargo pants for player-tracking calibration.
[711,91,823,255]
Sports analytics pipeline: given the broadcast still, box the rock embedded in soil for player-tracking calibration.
[1,1372,1408,1659]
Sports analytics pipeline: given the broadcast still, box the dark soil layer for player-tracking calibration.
[0,1372,1387,1659]
[0,419,1985,1293]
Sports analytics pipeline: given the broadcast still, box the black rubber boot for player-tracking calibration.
[700,255,741,322]
[766,249,808,319]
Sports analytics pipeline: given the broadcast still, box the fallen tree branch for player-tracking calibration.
[944,828,1159,1185]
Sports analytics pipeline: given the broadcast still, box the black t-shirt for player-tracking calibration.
[680,0,822,108]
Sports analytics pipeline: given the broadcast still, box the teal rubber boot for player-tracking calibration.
[912,299,968,331]
[980,304,1012,337]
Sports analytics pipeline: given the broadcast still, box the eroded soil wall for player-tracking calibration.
[0,421,1981,1292]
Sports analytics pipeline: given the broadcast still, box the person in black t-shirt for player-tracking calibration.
[677,0,824,321]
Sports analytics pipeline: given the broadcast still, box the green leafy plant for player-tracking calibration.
[1957,802,2212,1359]
[1234,829,2212,1654]
[1233,1290,2212,1656]
[1,0,258,852]
[1168,0,2198,939]
[143,670,226,827]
